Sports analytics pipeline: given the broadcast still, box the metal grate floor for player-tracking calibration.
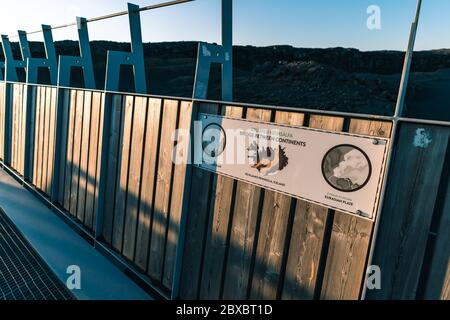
[0,208,76,300]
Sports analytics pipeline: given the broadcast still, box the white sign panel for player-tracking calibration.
[197,114,390,221]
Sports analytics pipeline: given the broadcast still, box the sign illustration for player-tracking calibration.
[322,145,372,192]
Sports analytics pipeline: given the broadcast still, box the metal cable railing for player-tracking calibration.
[7,0,195,39]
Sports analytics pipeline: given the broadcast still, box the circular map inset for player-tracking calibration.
[322,145,372,192]
[202,123,226,159]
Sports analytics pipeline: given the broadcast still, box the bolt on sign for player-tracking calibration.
[196,114,390,221]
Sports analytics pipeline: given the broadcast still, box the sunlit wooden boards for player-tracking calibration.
[99,96,193,290]
[32,86,57,196]
[10,84,27,176]
[179,107,393,300]
[58,89,104,231]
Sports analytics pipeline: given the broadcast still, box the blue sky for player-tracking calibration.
[0,0,448,51]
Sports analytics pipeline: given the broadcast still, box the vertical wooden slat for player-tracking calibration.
[20,84,26,175]
[198,106,243,299]
[84,92,102,229]
[369,123,449,300]
[17,85,24,174]
[163,101,194,289]
[16,85,20,172]
[37,87,46,190]
[122,97,147,261]
[102,95,123,243]
[15,85,20,171]
[41,87,51,190]
[57,89,71,206]
[148,99,179,280]
[320,120,392,300]
[281,115,343,300]
[12,85,18,171]
[32,87,42,186]
[69,91,85,216]
[179,103,219,299]
[222,108,273,300]
[92,93,105,230]
[22,85,27,176]
[46,88,57,196]
[11,85,17,170]
[134,98,162,270]
[282,201,328,299]
[112,96,133,252]
[63,91,77,210]
[77,91,92,223]
[250,112,305,300]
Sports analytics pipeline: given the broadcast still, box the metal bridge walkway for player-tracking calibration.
[0,167,151,300]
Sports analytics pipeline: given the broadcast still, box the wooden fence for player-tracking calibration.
[0,83,449,300]
[56,89,103,232]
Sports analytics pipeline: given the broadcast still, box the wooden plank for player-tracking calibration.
[282,201,328,300]
[279,115,344,300]
[57,89,71,206]
[112,96,133,252]
[37,87,46,190]
[69,90,85,217]
[84,92,102,229]
[32,87,42,186]
[92,93,105,230]
[12,85,18,171]
[222,108,273,300]
[134,98,162,270]
[17,85,24,175]
[76,91,92,223]
[179,103,219,299]
[20,84,26,175]
[26,86,36,185]
[11,85,17,170]
[41,87,52,191]
[63,91,77,210]
[148,99,179,280]
[102,95,123,243]
[163,101,194,289]
[250,112,305,300]
[16,85,21,173]
[122,97,147,261]
[21,85,27,176]
[46,88,57,196]
[368,123,449,300]
[425,174,450,300]
[198,106,243,299]
[320,119,392,300]
[14,85,20,171]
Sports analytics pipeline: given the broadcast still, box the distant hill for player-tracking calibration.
[3,41,450,117]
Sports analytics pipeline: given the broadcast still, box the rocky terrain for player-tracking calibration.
[4,41,450,117]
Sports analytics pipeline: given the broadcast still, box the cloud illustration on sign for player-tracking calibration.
[332,149,370,186]
[322,145,372,192]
